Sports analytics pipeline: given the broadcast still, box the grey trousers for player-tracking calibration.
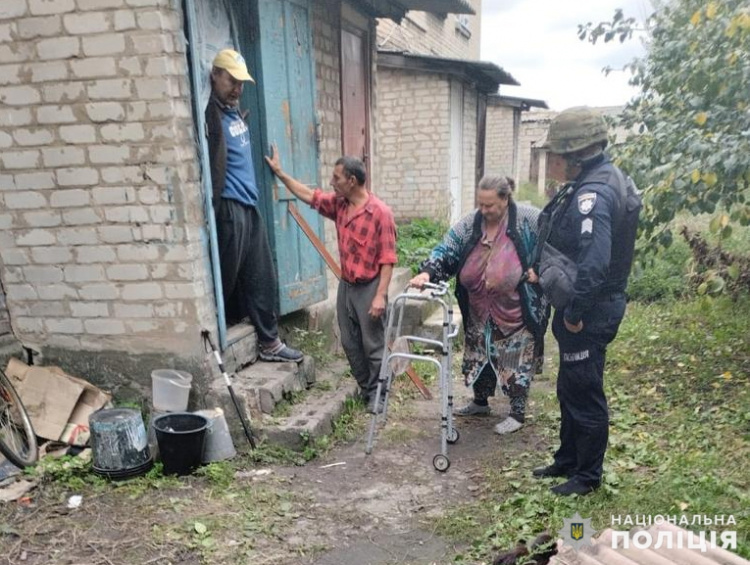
[336,276,386,399]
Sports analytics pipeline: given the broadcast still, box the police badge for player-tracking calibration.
[577,193,597,215]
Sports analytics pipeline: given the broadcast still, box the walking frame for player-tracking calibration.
[365,281,461,472]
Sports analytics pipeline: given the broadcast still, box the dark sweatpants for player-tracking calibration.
[216,197,279,345]
[551,294,626,486]
[336,276,386,400]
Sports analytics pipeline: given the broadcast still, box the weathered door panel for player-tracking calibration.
[341,27,370,182]
[255,0,327,315]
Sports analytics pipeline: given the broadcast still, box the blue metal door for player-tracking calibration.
[250,0,328,315]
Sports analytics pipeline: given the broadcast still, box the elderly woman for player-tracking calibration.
[410,176,548,434]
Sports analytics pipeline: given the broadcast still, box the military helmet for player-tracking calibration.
[545,106,608,154]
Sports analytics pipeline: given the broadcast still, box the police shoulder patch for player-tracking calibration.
[577,192,597,215]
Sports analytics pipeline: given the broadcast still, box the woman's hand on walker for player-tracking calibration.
[409,272,430,289]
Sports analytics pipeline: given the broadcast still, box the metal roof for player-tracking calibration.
[354,0,475,20]
[488,94,549,110]
[377,50,518,94]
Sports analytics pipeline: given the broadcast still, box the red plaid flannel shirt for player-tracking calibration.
[311,190,397,283]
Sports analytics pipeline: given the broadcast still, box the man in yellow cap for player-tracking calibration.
[206,48,303,362]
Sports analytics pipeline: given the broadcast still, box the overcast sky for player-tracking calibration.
[480,0,653,111]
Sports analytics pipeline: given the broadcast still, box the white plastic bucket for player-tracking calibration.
[151,369,193,412]
[195,408,236,462]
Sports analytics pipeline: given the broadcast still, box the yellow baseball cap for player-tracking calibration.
[212,49,255,83]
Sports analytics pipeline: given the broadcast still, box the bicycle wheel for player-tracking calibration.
[0,366,38,467]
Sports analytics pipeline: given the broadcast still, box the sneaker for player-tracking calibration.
[259,343,303,363]
[454,401,491,416]
[494,416,523,435]
[367,396,385,415]
[550,477,600,496]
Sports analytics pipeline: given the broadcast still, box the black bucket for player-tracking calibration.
[89,408,152,480]
[152,412,208,475]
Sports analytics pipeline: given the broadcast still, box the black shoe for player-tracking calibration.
[259,344,304,363]
[532,464,571,479]
[367,396,385,414]
[550,477,599,496]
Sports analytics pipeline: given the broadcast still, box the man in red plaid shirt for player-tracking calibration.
[265,145,397,413]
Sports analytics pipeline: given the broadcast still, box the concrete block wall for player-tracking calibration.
[485,104,516,178]
[376,1,481,60]
[519,111,555,183]
[0,0,214,381]
[460,88,477,217]
[376,68,451,222]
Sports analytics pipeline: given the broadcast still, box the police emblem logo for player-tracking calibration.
[577,193,597,215]
[558,512,596,551]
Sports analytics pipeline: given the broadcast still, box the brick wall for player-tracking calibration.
[519,111,555,183]
[376,2,481,60]
[376,68,452,222]
[0,0,213,365]
[461,87,477,216]
[485,104,516,179]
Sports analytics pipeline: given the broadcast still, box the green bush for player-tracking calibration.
[628,239,692,302]
[397,218,447,274]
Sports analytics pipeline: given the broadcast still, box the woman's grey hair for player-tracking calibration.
[477,175,515,198]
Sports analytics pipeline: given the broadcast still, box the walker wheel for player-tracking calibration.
[433,454,450,472]
[446,427,460,444]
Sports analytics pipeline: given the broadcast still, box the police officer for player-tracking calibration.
[531,107,641,496]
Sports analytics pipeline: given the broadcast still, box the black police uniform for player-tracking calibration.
[545,152,639,490]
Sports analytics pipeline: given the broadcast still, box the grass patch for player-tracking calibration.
[516,181,549,209]
[397,218,447,274]
[435,294,750,562]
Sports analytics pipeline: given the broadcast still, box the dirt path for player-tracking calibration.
[0,371,556,565]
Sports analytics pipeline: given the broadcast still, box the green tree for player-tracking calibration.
[580,0,750,250]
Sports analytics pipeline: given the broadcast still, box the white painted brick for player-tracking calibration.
[56,167,99,186]
[58,125,97,144]
[113,303,153,317]
[139,224,163,241]
[50,188,89,207]
[0,23,14,42]
[77,0,123,10]
[42,146,85,167]
[16,15,60,38]
[0,130,12,147]
[130,32,173,55]
[164,283,198,299]
[143,55,176,77]
[42,82,85,103]
[118,56,141,76]
[16,229,56,246]
[162,245,188,262]
[100,123,144,142]
[113,10,135,31]
[56,227,98,245]
[126,0,170,6]
[37,104,77,124]
[29,60,69,82]
[74,245,115,263]
[89,144,130,164]
[134,77,172,100]
[64,264,105,282]
[0,43,35,64]
[104,206,149,223]
[137,186,161,204]
[0,65,25,86]
[46,318,83,333]
[126,320,158,332]
[36,36,79,60]
[4,266,26,284]
[22,210,61,227]
[82,33,126,56]
[0,1,28,19]
[149,205,172,223]
[117,244,158,261]
[107,263,148,281]
[70,301,109,317]
[24,301,67,318]
[84,318,125,334]
[70,57,118,79]
[126,101,147,120]
[15,171,56,190]
[121,282,162,300]
[100,166,140,184]
[79,283,118,300]
[1,248,29,265]
[1,174,17,191]
[6,191,46,209]
[63,12,109,35]
[37,283,78,300]
[1,149,40,169]
[24,265,63,283]
[29,0,75,16]
[92,185,135,204]
[14,127,54,146]
[15,316,44,332]
[0,85,40,106]
[98,225,134,243]
[62,208,101,225]
[31,246,72,264]
[85,101,125,122]
[87,79,131,100]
